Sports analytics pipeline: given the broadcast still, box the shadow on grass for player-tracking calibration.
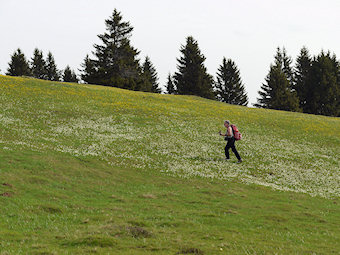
[188,156,241,163]
[63,236,117,247]
[177,247,204,254]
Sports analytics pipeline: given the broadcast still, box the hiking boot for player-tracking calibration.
[237,159,242,163]
[225,158,230,161]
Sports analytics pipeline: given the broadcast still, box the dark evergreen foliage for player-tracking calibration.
[6,48,31,76]
[31,48,47,79]
[215,57,248,106]
[279,47,294,86]
[140,56,161,93]
[81,9,141,89]
[173,36,214,99]
[294,47,312,111]
[304,52,339,116]
[255,47,300,112]
[45,52,60,81]
[63,65,78,83]
[166,73,176,94]
[80,55,99,84]
[255,66,300,111]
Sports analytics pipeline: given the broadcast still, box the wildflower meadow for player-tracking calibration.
[1,75,338,198]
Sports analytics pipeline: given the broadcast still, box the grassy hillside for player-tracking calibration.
[0,75,339,254]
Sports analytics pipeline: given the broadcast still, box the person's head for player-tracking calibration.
[224,120,230,128]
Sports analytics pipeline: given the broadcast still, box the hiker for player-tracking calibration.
[219,120,242,163]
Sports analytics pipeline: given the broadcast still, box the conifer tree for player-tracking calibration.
[166,73,176,94]
[140,56,161,93]
[294,46,312,111]
[81,9,141,89]
[255,66,300,111]
[255,47,300,111]
[63,65,78,83]
[45,52,60,81]
[6,48,31,76]
[173,36,214,99]
[305,51,339,116]
[280,47,294,86]
[31,48,47,79]
[215,57,248,106]
[80,55,99,84]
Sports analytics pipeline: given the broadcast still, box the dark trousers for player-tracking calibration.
[225,137,241,160]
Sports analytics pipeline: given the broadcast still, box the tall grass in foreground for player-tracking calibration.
[0,75,339,254]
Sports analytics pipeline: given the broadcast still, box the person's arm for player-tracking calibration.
[219,130,226,136]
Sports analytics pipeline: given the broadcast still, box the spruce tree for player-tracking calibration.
[215,57,248,106]
[140,56,161,93]
[306,51,339,116]
[81,9,141,89]
[255,47,300,111]
[45,52,60,81]
[294,46,312,111]
[281,47,294,86]
[173,36,214,99]
[80,55,99,84]
[63,65,78,83]
[6,48,31,76]
[31,48,47,79]
[166,73,176,94]
[255,66,300,111]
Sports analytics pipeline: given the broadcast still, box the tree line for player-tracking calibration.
[4,9,248,107]
[3,9,339,116]
[256,47,340,117]
[6,48,78,83]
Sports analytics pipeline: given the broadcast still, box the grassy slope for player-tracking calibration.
[0,75,339,254]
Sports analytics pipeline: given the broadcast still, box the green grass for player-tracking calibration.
[0,75,339,254]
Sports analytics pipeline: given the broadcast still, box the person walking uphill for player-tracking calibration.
[219,120,242,163]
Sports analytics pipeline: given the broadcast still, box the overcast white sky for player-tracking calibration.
[1,0,340,105]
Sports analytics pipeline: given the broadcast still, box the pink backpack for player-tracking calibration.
[231,124,242,141]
